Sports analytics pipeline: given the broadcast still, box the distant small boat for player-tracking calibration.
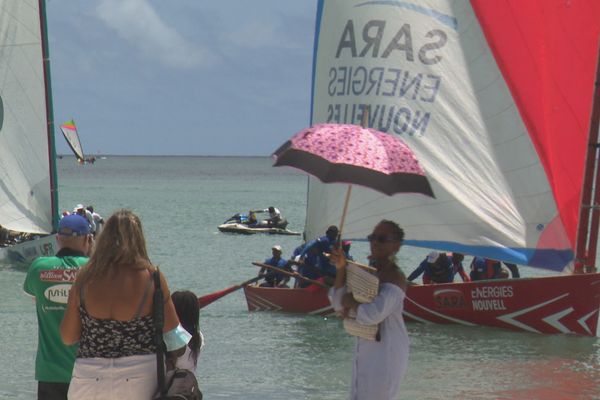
[218,213,300,235]
[60,119,85,163]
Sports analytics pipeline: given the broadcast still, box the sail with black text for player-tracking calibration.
[307,0,600,272]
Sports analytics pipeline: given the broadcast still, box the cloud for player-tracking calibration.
[227,20,280,49]
[95,0,212,69]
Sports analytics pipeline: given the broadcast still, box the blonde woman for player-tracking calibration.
[60,209,190,399]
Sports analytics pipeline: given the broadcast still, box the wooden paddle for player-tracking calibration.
[323,253,378,273]
[252,261,329,288]
[197,274,267,309]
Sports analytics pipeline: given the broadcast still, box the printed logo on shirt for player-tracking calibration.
[44,284,73,304]
[433,288,466,309]
[39,269,78,283]
[42,304,66,312]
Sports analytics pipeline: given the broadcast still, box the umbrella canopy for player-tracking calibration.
[273,123,434,197]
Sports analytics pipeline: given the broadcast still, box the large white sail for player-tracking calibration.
[0,0,56,234]
[307,0,600,270]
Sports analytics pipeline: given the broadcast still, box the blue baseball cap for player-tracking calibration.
[58,214,90,236]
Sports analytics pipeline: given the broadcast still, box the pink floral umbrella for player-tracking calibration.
[273,122,434,237]
[272,123,434,197]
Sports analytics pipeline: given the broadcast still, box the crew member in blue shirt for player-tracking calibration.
[469,257,509,280]
[299,225,339,280]
[258,245,290,287]
[408,252,454,284]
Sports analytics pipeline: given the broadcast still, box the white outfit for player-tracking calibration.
[329,283,409,400]
[175,331,205,372]
[68,354,157,400]
[262,207,281,219]
[91,212,104,234]
[73,207,96,233]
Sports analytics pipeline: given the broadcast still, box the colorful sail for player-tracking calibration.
[60,119,85,162]
[307,0,600,270]
[0,0,57,234]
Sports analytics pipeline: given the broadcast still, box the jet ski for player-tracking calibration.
[218,213,301,235]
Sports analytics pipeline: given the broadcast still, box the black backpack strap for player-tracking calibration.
[153,268,167,397]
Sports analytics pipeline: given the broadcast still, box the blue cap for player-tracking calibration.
[58,214,90,236]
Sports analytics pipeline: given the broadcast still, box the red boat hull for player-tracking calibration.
[243,273,600,336]
[244,285,336,316]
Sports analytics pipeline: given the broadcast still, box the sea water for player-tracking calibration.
[1,156,599,399]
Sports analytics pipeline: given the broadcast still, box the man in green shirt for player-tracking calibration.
[24,214,92,400]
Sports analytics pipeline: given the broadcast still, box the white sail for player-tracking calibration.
[0,0,55,234]
[307,0,599,270]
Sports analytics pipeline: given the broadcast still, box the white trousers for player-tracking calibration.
[68,354,157,400]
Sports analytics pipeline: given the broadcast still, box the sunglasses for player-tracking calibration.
[367,234,398,243]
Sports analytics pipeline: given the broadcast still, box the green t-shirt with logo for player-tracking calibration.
[23,252,88,383]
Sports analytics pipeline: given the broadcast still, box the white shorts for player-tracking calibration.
[68,354,157,400]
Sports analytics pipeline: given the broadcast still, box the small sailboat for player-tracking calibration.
[245,0,600,336]
[60,119,85,163]
[0,1,59,265]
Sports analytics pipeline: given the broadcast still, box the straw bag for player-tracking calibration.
[343,263,381,341]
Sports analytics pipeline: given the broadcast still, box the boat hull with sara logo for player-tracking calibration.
[244,273,600,336]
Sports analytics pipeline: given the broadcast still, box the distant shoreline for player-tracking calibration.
[57,154,272,158]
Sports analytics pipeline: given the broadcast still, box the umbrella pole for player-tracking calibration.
[338,184,352,239]
[338,106,367,240]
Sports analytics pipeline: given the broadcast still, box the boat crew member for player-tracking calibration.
[258,245,290,287]
[407,252,454,284]
[295,244,327,288]
[449,252,470,282]
[469,257,509,280]
[299,225,339,281]
[23,214,93,400]
[503,262,520,278]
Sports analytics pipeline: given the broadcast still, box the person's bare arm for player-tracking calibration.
[60,283,82,345]
[160,271,180,332]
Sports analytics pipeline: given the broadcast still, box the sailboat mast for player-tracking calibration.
[38,0,59,232]
[575,45,600,274]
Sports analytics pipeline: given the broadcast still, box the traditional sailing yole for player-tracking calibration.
[244,0,600,336]
[0,0,59,265]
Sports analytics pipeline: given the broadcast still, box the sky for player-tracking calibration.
[46,0,318,156]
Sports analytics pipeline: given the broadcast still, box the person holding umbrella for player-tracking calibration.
[328,219,410,400]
